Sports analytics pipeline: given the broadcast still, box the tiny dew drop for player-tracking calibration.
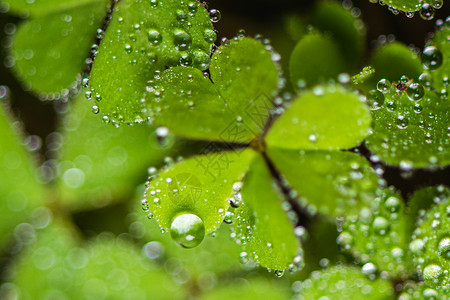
[91,105,99,114]
[421,46,443,70]
[147,29,162,45]
[376,78,391,93]
[396,114,409,129]
[419,4,435,20]
[209,9,221,23]
[85,91,92,100]
[366,89,385,110]
[81,78,89,87]
[170,213,205,248]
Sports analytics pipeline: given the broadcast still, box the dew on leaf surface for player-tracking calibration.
[421,46,443,70]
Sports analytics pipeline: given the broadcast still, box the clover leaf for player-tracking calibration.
[365,24,449,168]
[8,0,109,97]
[0,96,44,247]
[89,0,215,123]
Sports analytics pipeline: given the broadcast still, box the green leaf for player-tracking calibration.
[267,148,379,217]
[410,186,450,291]
[56,90,170,211]
[406,186,446,232]
[146,67,253,142]
[201,277,292,300]
[366,88,449,168]
[296,266,394,299]
[147,37,278,142]
[289,33,346,87]
[427,25,449,92]
[145,148,255,235]
[10,0,109,95]
[209,37,279,134]
[7,220,184,299]
[0,101,44,247]
[130,184,244,275]
[339,189,414,278]
[376,0,442,13]
[312,0,365,69]
[89,0,214,123]
[233,153,301,270]
[1,0,105,16]
[368,42,422,89]
[265,85,371,150]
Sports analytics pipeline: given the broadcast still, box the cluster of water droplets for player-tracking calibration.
[410,185,450,295]
[368,0,443,20]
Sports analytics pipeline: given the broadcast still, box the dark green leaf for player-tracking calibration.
[265,86,371,150]
[233,153,301,270]
[10,0,109,95]
[2,0,102,16]
[289,33,346,87]
[312,0,365,69]
[0,101,44,247]
[267,148,378,217]
[89,0,214,123]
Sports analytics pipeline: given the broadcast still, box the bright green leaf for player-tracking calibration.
[265,86,371,150]
[312,0,365,69]
[209,37,279,135]
[366,88,449,168]
[56,90,170,211]
[10,0,109,95]
[295,266,394,299]
[130,184,244,275]
[410,186,450,291]
[376,0,443,13]
[145,148,255,235]
[1,0,104,16]
[146,67,253,142]
[0,101,44,247]
[289,33,346,87]
[233,153,301,270]
[267,148,378,217]
[368,42,422,88]
[89,0,214,123]
[201,277,292,300]
[340,189,414,278]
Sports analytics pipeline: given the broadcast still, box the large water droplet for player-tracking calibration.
[377,79,391,93]
[422,46,443,70]
[209,9,221,23]
[203,29,217,43]
[419,4,435,20]
[147,29,162,45]
[170,213,205,248]
[174,30,192,51]
[406,82,425,101]
[372,216,390,235]
[423,264,442,282]
[438,237,450,259]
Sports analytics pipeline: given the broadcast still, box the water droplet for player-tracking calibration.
[366,90,385,110]
[147,29,162,45]
[124,44,132,53]
[438,237,450,259]
[419,4,435,20]
[422,46,443,70]
[431,0,443,9]
[176,9,187,22]
[419,72,432,87]
[423,264,442,281]
[361,262,377,275]
[372,216,390,235]
[187,1,198,13]
[396,114,409,129]
[174,30,192,51]
[150,0,158,8]
[274,270,285,278]
[308,134,317,143]
[377,79,391,93]
[85,91,92,100]
[209,9,221,23]
[81,78,89,87]
[406,83,425,101]
[385,196,401,212]
[91,105,99,114]
[192,51,211,69]
[203,29,217,43]
[170,213,205,248]
[179,54,192,66]
[223,211,233,224]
